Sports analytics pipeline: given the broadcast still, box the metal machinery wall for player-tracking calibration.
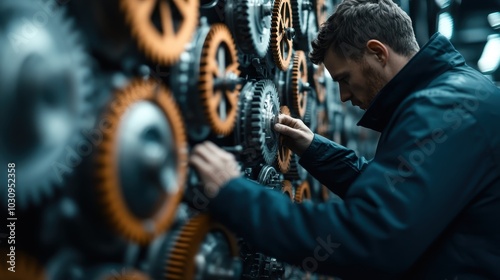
[1,0,497,279]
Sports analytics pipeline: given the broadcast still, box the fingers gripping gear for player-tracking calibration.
[120,0,199,65]
[271,0,294,70]
[95,79,188,244]
[199,23,241,136]
[276,106,293,173]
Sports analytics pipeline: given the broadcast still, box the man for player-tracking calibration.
[190,0,500,278]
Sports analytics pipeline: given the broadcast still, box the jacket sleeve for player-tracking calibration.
[208,96,494,278]
[299,134,371,198]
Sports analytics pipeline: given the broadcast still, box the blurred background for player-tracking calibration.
[0,0,498,279]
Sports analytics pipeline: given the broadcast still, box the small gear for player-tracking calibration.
[249,80,280,165]
[199,23,241,136]
[294,181,312,203]
[281,180,294,201]
[257,165,281,189]
[0,251,45,280]
[276,106,293,173]
[225,0,272,58]
[303,89,318,132]
[120,0,199,65]
[289,50,309,119]
[271,0,294,70]
[94,79,188,244]
[165,214,240,280]
[0,0,92,209]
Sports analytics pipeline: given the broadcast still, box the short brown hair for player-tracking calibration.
[310,0,419,64]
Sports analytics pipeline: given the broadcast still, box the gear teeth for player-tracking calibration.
[247,80,280,165]
[120,0,199,66]
[276,106,292,173]
[232,0,271,58]
[271,0,293,70]
[290,51,308,119]
[291,0,307,38]
[294,180,311,203]
[198,23,241,136]
[165,214,239,280]
[95,79,188,245]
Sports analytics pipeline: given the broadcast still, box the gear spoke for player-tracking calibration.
[159,0,175,39]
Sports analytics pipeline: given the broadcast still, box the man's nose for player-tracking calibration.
[339,86,351,102]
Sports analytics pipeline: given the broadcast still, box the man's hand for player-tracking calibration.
[274,114,314,156]
[189,141,241,197]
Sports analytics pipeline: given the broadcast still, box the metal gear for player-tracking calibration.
[225,0,272,58]
[291,0,313,39]
[285,154,308,181]
[303,89,318,132]
[281,180,294,201]
[0,0,92,210]
[199,23,241,136]
[257,165,281,189]
[289,50,310,119]
[271,0,294,70]
[171,20,241,140]
[120,0,199,65]
[94,79,188,244]
[249,80,280,165]
[276,106,292,173]
[165,214,240,280]
[294,181,312,203]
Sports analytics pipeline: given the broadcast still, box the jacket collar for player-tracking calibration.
[357,33,466,132]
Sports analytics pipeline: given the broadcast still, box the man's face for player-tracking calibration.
[323,49,388,110]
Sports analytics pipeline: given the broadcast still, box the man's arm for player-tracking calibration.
[299,134,371,198]
[194,97,494,278]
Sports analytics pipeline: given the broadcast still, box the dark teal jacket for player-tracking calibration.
[209,33,500,279]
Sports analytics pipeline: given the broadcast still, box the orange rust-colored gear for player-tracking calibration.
[316,106,330,136]
[0,251,45,280]
[165,214,239,280]
[294,180,311,203]
[271,0,294,70]
[276,106,293,173]
[281,180,294,201]
[95,79,188,244]
[199,23,241,136]
[120,0,199,66]
[291,50,308,119]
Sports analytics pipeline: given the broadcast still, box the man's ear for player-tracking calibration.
[366,40,388,66]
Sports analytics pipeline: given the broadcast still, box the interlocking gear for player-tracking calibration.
[285,154,308,181]
[0,0,92,210]
[289,51,309,118]
[291,0,313,38]
[257,165,281,189]
[250,80,280,165]
[94,79,188,244]
[171,21,241,139]
[276,106,292,173]
[120,0,199,65]
[271,0,294,70]
[165,214,240,280]
[199,23,241,136]
[294,181,311,203]
[225,0,272,58]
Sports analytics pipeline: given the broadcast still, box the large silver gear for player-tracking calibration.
[0,0,92,209]
[225,0,273,58]
[238,80,280,166]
